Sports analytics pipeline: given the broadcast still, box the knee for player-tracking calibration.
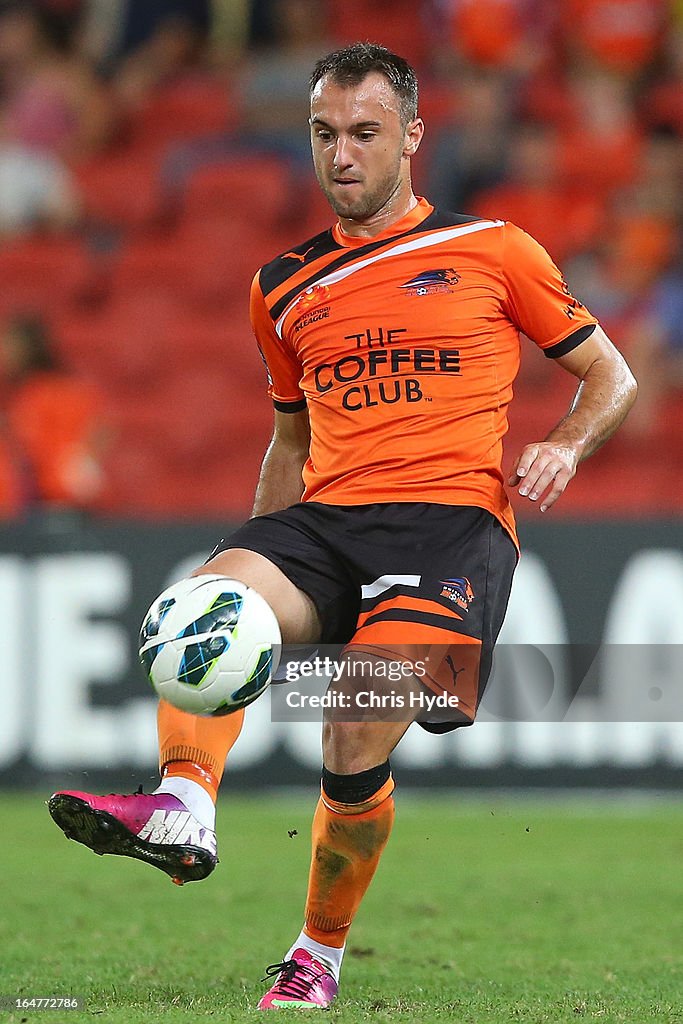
[322,720,384,775]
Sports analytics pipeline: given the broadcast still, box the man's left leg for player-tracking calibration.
[258,655,424,1010]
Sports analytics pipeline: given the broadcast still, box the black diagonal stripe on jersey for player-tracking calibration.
[359,607,476,635]
[265,209,484,322]
[258,228,339,300]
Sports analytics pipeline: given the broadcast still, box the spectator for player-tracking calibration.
[0,313,110,509]
[427,67,513,213]
[0,3,113,235]
[566,213,682,440]
[557,68,644,197]
[114,8,211,109]
[445,0,554,75]
[115,0,211,62]
[470,121,604,262]
[561,0,667,76]
[161,0,329,200]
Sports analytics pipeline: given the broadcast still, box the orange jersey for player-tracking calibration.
[250,198,598,547]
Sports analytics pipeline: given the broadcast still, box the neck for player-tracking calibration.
[336,181,418,239]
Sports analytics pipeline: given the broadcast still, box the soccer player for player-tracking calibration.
[49,44,637,1009]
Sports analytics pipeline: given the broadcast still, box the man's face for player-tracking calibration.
[309,72,417,222]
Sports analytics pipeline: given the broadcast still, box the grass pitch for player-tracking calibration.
[2,792,682,1023]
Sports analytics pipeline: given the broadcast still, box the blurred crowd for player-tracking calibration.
[0,0,681,520]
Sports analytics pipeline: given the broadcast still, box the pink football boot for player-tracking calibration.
[258,948,338,1010]
[47,788,217,885]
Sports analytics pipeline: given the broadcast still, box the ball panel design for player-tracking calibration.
[177,635,230,687]
[177,591,243,639]
[138,576,281,716]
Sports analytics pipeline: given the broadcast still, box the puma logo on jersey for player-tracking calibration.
[137,809,216,851]
[283,246,315,263]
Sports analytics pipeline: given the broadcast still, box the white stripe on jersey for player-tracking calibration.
[275,219,504,339]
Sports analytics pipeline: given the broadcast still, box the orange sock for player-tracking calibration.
[157,699,245,802]
[303,776,395,947]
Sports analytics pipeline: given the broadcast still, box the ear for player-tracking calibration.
[403,118,424,157]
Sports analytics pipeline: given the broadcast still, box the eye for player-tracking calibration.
[356,131,376,142]
[315,129,334,143]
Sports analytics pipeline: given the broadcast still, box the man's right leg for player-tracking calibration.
[48,549,320,884]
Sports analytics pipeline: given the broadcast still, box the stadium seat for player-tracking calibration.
[102,371,269,518]
[56,291,184,389]
[329,0,433,70]
[165,312,267,386]
[151,366,271,464]
[74,146,167,232]
[125,75,238,150]
[180,157,293,229]
[112,219,289,311]
[0,236,98,318]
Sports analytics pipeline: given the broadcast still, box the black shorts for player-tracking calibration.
[212,502,517,731]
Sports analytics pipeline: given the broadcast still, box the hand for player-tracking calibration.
[508,442,578,512]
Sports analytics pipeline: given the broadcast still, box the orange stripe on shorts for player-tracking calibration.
[350,620,480,647]
[356,594,464,630]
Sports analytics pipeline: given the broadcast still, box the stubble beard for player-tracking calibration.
[318,167,403,223]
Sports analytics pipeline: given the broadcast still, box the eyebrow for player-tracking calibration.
[310,117,382,129]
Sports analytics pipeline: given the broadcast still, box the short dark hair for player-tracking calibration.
[310,43,418,126]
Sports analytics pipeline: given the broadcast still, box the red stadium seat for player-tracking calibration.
[74,146,167,232]
[56,291,183,389]
[126,75,238,149]
[101,369,270,518]
[328,0,433,70]
[0,236,98,318]
[112,219,288,311]
[165,312,267,387]
[152,366,271,464]
[181,157,293,229]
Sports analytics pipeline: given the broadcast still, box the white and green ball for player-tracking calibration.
[139,574,281,716]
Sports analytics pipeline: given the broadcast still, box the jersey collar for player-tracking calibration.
[332,196,434,248]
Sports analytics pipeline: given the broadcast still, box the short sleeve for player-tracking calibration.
[501,222,598,358]
[250,272,306,411]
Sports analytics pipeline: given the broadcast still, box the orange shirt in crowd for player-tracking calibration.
[6,373,105,505]
[563,0,666,72]
[250,198,598,548]
[450,0,528,67]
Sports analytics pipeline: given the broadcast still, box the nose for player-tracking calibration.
[333,135,353,172]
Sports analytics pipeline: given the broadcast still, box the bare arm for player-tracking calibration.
[508,325,638,512]
[252,408,311,516]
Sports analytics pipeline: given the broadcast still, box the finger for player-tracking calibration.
[517,453,555,496]
[508,445,539,486]
[539,470,573,512]
[524,465,570,509]
[522,457,573,504]
[522,464,561,502]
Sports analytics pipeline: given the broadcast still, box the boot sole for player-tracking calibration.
[47,793,216,884]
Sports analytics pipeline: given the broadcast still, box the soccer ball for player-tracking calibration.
[138,574,281,716]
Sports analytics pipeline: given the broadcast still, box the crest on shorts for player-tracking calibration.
[440,577,474,612]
